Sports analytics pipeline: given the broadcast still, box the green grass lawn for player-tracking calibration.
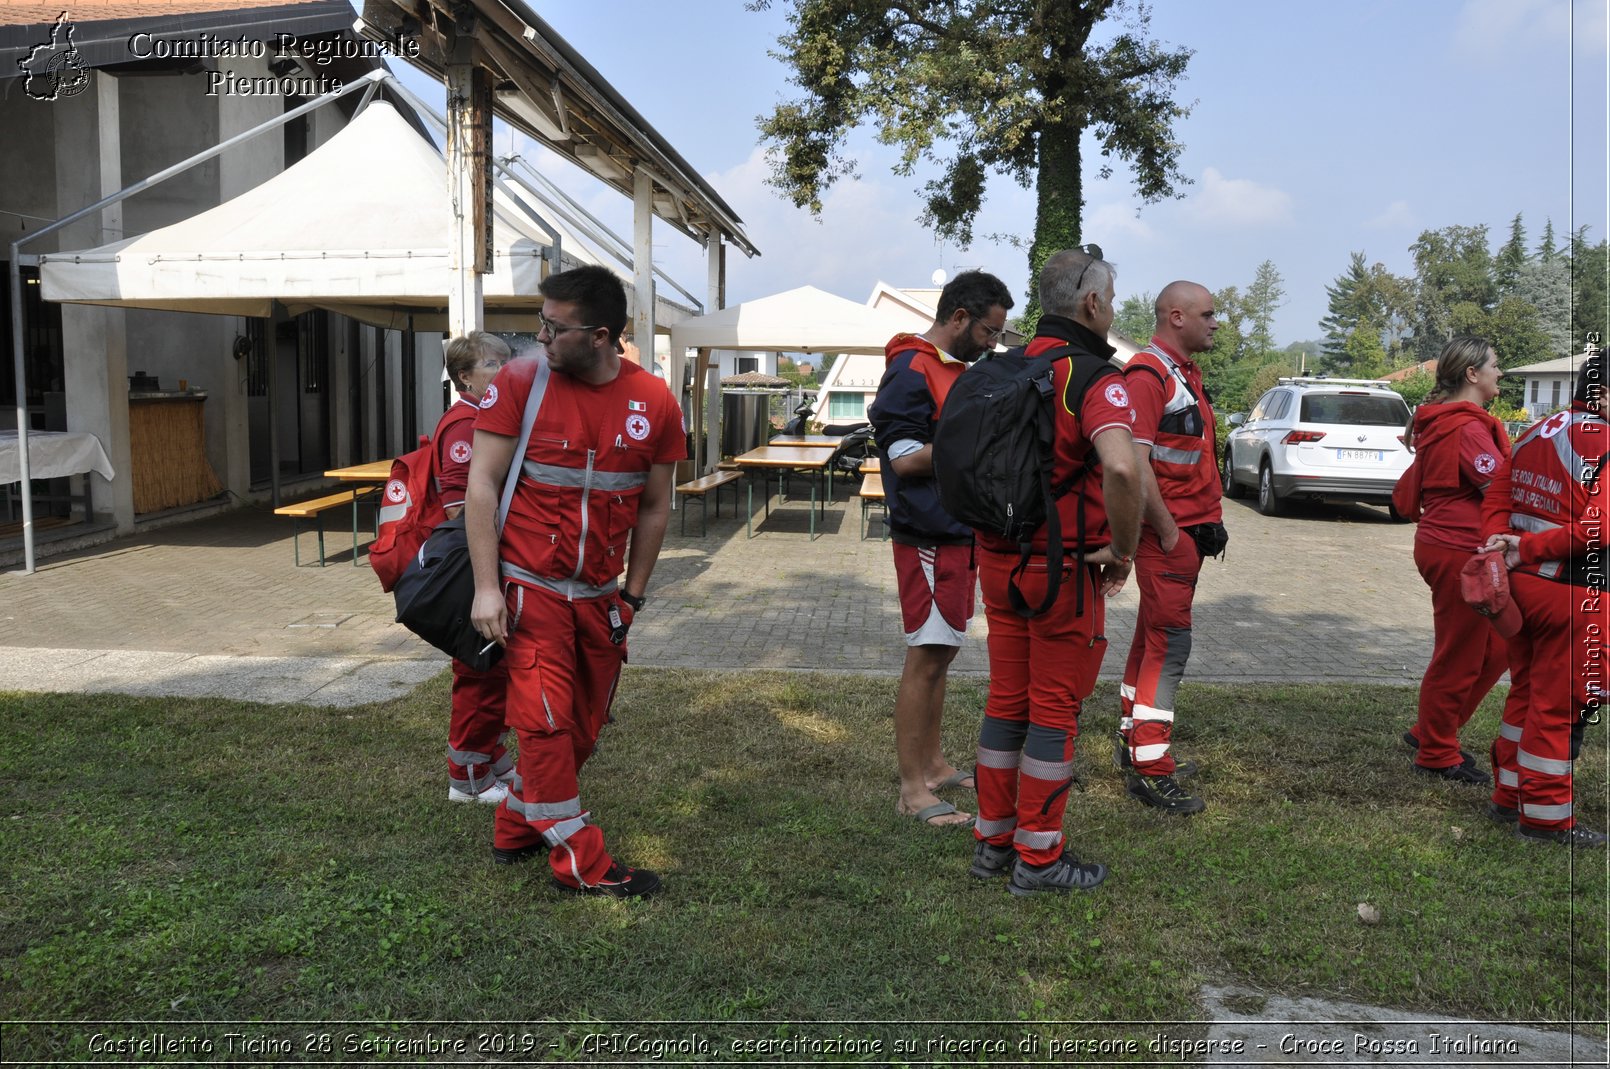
[1,670,1604,1062]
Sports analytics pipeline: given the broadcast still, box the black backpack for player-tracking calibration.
[932,343,1119,617]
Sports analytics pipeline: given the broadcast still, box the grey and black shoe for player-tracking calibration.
[1515,823,1608,848]
[1007,850,1108,896]
[1485,801,1520,824]
[1126,772,1206,815]
[970,840,1016,880]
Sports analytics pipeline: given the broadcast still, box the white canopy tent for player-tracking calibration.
[667,285,920,474]
[40,100,560,327]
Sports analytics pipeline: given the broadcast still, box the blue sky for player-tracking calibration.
[399,0,1608,347]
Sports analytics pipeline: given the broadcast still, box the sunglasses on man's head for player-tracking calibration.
[1073,242,1104,293]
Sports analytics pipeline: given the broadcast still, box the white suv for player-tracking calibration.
[1221,377,1412,516]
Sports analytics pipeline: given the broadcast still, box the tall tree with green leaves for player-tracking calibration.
[1409,224,1496,360]
[1538,218,1558,263]
[1112,291,1156,343]
[1571,228,1608,353]
[1243,259,1286,361]
[1320,251,1376,361]
[752,0,1194,324]
[1494,213,1527,295]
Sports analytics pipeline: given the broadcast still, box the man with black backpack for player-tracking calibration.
[967,246,1141,895]
[1116,281,1225,816]
[869,270,1015,828]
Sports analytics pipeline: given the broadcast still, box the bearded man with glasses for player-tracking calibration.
[465,265,685,897]
[868,269,1014,828]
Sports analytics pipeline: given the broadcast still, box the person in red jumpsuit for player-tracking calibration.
[438,332,517,804]
[1402,336,1509,783]
[466,266,685,897]
[970,245,1142,896]
[1116,281,1222,815]
[1481,347,1607,847]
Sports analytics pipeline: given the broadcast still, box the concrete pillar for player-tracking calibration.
[216,65,281,497]
[55,71,131,530]
[633,170,654,367]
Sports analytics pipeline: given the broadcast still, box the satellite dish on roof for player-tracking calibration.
[931,268,947,286]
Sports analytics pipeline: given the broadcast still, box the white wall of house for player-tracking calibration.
[1520,373,1575,419]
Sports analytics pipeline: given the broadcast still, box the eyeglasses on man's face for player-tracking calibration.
[972,316,1007,344]
[537,311,600,339]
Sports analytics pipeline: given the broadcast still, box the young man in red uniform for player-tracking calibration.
[438,331,516,805]
[1481,348,1607,847]
[971,246,1142,895]
[1116,281,1222,815]
[466,266,685,896]
[869,270,1014,828]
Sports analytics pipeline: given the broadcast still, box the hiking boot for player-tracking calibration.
[970,840,1016,880]
[1126,773,1205,815]
[491,842,547,866]
[1515,823,1608,848]
[1413,756,1490,786]
[1007,850,1107,896]
[449,778,510,805]
[1112,731,1199,777]
[1486,802,1520,824]
[552,860,662,898]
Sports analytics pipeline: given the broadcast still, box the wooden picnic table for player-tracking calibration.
[766,434,843,449]
[319,459,394,566]
[732,445,834,539]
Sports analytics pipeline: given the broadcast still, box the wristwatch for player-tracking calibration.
[620,590,645,612]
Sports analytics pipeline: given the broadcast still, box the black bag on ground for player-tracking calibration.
[392,515,501,671]
[932,344,1118,617]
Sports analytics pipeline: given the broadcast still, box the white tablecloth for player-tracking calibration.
[0,430,116,483]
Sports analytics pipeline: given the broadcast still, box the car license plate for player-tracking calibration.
[1337,448,1383,462]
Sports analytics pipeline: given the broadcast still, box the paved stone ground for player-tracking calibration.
[0,482,1432,703]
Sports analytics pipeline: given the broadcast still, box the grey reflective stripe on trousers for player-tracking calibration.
[522,459,648,492]
[542,815,589,846]
[1020,754,1073,780]
[1013,828,1062,850]
[506,794,582,822]
[1497,767,1519,788]
[975,816,1017,837]
[1499,722,1524,742]
[446,745,494,766]
[1522,801,1573,821]
[500,561,618,601]
[1518,747,1573,776]
[1150,444,1202,466]
[977,747,1019,770]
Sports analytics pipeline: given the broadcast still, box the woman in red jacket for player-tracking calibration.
[438,332,516,804]
[1403,336,1510,782]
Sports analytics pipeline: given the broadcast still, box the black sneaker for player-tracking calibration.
[1413,756,1490,786]
[1112,731,1199,777]
[1126,773,1205,815]
[970,840,1016,880]
[553,860,662,898]
[1007,850,1108,896]
[492,842,547,866]
[1486,802,1520,824]
[1515,823,1608,848]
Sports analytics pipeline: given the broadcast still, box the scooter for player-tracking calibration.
[782,398,815,436]
[826,424,875,479]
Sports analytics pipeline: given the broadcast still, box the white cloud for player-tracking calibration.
[1454,0,1601,57]
[1189,167,1294,228]
[1085,201,1157,244]
[1365,200,1416,230]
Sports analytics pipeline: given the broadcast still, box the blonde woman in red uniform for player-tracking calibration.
[1403,336,1509,782]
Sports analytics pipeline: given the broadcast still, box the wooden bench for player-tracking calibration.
[858,473,889,540]
[274,488,376,566]
[677,469,743,537]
